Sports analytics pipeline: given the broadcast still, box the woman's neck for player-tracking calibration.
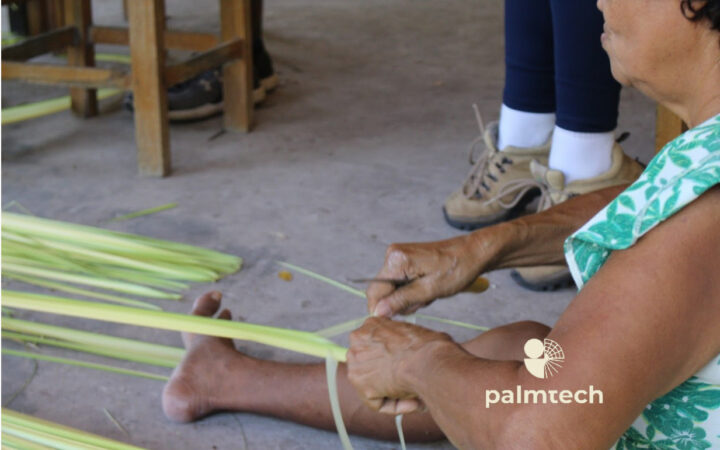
[658,38,720,128]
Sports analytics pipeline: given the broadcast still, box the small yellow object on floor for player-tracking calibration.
[466,276,491,293]
[278,270,293,281]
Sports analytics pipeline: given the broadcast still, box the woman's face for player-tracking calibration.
[596,0,703,91]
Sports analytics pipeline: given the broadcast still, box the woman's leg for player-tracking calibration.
[251,0,262,44]
[443,0,556,230]
[547,0,622,182]
[251,0,277,91]
[500,0,556,150]
[162,292,550,442]
[508,1,638,292]
[550,0,620,134]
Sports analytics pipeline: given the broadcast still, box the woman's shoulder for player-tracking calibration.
[564,115,720,287]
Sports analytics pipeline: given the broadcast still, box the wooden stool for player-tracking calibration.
[2,0,254,177]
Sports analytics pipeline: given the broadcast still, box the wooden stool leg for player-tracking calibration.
[64,0,97,117]
[655,104,687,153]
[220,0,253,132]
[127,0,171,177]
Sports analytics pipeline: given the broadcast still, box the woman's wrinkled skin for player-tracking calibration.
[366,235,495,317]
[367,184,625,319]
[347,317,455,413]
[598,0,720,126]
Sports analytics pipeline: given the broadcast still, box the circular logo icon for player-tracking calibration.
[523,338,564,379]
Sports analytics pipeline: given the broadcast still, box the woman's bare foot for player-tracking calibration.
[162,291,255,422]
[161,293,445,440]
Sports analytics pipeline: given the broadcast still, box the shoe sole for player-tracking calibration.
[169,102,224,122]
[167,87,266,123]
[509,269,575,292]
[442,187,541,231]
[253,86,267,104]
[261,74,279,91]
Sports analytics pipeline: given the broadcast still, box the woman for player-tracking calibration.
[164,0,720,447]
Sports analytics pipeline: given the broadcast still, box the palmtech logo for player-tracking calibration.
[484,337,604,408]
[523,338,564,379]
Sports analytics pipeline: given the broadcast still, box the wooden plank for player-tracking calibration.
[64,0,97,117]
[220,0,253,132]
[164,39,243,86]
[127,0,171,177]
[161,30,218,52]
[655,104,687,153]
[2,26,77,61]
[90,26,219,52]
[1,61,129,88]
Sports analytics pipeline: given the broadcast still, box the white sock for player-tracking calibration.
[498,104,555,151]
[549,126,614,184]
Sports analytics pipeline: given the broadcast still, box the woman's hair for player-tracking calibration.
[681,0,720,32]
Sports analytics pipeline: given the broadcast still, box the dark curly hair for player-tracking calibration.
[681,0,720,32]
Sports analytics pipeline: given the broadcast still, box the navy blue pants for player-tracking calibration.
[503,0,621,132]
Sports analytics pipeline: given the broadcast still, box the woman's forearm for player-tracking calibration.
[472,185,628,270]
[399,341,524,449]
[365,185,629,316]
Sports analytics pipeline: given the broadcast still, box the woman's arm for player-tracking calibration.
[367,184,627,316]
[351,187,720,448]
[485,184,627,268]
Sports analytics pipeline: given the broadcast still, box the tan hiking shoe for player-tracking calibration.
[511,142,645,291]
[443,120,551,230]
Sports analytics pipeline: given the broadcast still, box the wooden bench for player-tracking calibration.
[2,0,254,177]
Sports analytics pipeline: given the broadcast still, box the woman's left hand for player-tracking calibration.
[347,316,458,415]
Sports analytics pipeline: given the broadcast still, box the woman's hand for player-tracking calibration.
[347,316,461,414]
[367,233,498,317]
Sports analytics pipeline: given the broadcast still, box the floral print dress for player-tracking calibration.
[564,114,720,449]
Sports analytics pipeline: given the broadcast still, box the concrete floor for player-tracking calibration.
[2,0,658,448]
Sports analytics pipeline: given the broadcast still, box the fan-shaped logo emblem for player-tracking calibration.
[523,338,564,379]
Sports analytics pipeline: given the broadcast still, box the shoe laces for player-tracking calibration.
[169,69,221,93]
[198,78,213,92]
[480,178,553,211]
[461,105,513,200]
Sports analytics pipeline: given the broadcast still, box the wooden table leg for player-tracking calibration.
[127,0,171,177]
[220,0,253,132]
[64,0,97,117]
[655,104,687,153]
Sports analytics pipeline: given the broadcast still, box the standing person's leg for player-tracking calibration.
[252,0,278,91]
[547,0,620,183]
[444,0,556,231]
[511,0,644,291]
[499,0,556,150]
[251,0,263,39]
[162,292,550,442]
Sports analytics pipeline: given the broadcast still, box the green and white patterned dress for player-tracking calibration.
[564,114,720,449]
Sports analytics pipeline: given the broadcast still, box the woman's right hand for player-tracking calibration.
[367,233,497,317]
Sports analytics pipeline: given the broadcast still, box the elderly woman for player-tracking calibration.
[163,0,720,447]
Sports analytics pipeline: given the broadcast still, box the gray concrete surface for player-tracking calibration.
[2,0,657,448]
